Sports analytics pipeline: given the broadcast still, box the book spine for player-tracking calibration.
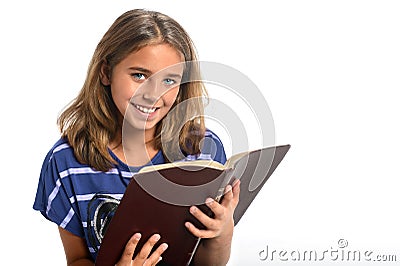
[186,237,201,265]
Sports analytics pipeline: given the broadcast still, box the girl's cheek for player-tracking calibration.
[166,87,180,105]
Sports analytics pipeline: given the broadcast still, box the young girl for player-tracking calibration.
[33,9,240,266]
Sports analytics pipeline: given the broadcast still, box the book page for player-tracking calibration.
[138,159,225,173]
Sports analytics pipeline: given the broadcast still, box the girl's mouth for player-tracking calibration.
[132,103,159,114]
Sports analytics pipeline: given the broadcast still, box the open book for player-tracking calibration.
[95,144,291,266]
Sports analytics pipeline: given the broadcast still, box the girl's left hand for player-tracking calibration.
[185,179,240,239]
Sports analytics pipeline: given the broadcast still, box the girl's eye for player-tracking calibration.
[163,78,176,86]
[131,73,146,81]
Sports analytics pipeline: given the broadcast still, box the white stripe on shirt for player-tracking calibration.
[53,143,70,154]
[89,247,100,253]
[47,167,122,216]
[74,193,124,202]
[60,207,75,228]
[49,143,70,161]
[46,178,61,216]
[59,167,119,179]
[121,171,134,178]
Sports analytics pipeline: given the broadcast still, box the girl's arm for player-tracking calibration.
[186,180,241,266]
[58,227,93,266]
[58,227,167,266]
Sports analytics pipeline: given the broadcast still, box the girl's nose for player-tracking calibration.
[140,78,160,104]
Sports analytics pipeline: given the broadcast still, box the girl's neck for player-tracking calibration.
[110,127,159,167]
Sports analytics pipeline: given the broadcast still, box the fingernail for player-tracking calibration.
[206,198,214,205]
[134,233,141,240]
[190,206,197,214]
[225,185,232,193]
[158,256,163,262]
[232,179,240,186]
[154,234,161,241]
[161,243,168,251]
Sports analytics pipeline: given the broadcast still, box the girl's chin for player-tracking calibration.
[123,121,157,131]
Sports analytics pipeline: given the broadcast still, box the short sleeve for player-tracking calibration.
[204,129,227,164]
[184,129,227,164]
[33,150,85,238]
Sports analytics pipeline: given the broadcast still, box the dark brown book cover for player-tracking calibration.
[95,144,290,266]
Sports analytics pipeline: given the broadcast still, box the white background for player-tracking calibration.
[1,1,399,265]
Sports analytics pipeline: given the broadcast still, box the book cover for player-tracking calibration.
[95,144,291,266]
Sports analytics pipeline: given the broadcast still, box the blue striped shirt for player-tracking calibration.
[33,129,226,260]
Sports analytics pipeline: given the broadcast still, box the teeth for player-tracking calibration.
[134,104,156,114]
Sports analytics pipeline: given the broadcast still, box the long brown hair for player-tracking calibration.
[58,9,207,171]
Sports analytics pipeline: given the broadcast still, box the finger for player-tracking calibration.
[185,221,215,239]
[118,233,141,265]
[232,177,240,188]
[224,185,234,199]
[226,179,240,208]
[232,180,241,205]
[190,204,222,228]
[134,234,161,263]
[205,198,225,218]
[143,242,168,266]
[221,185,233,208]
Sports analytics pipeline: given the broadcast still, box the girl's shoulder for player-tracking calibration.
[43,130,226,169]
[204,128,224,145]
[44,137,74,159]
[41,138,85,171]
[186,128,227,164]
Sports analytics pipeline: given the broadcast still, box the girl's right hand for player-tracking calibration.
[116,233,168,266]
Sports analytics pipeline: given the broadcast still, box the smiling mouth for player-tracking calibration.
[132,103,159,114]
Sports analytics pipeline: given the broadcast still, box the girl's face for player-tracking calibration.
[103,43,184,134]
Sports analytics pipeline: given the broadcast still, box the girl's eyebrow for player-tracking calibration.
[128,67,152,75]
